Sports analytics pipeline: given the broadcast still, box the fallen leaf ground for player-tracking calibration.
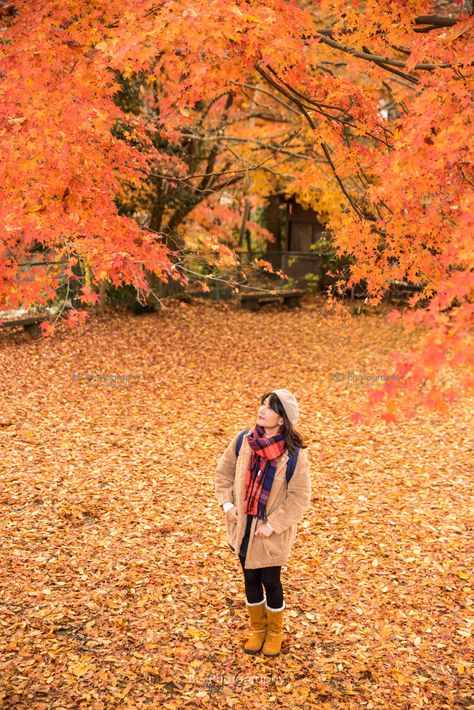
[0,296,472,709]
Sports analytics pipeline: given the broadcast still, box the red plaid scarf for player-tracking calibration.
[244,424,286,520]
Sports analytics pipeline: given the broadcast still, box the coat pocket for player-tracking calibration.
[253,520,287,560]
[259,522,298,561]
[266,528,290,558]
[264,532,282,558]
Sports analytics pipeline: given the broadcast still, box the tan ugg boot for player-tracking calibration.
[243,597,267,654]
[262,600,285,657]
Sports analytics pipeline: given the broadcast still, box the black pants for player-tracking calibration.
[238,514,284,609]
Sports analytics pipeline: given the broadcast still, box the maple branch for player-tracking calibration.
[176,264,290,294]
[313,15,464,38]
[224,142,299,179]
[211,174,250,194]
[413,15,460,33]
[198,91,234,192]
[225,112,294,125]
[195,92,231,130]
[255,64,316,129]
[358,167,394,216]
[254,65,380,220]
[137,239,287,294]
[230,80,302,117]
[360,46,419,85]
[320,142,368,221]
[316,33,453,71]
[148,171,229,193]
[456,163,474,190]
[385,76,418,92]
[256,63,393,147]
[148,144,300,192]
[319,61,349,67]
[265,64,354,119]
[258,65,348,126]
[154,128,303,182]
[178,131,316,162]
[254,165,299,179]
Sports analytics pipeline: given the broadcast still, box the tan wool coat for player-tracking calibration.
[215,427,312,569]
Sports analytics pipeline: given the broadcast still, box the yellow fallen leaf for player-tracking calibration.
[69,661,94,677]
[380,624,392,638]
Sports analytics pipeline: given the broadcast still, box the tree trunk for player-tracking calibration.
[264,194,283,270]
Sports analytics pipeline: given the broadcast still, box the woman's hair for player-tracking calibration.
[260,391,308,454]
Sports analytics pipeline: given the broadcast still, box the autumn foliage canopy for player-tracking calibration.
[0,0,472,421]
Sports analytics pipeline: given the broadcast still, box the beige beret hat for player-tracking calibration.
[271,388,299,425]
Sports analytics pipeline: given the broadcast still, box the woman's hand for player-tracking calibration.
[225,506,238,523]
[255,523,274,538]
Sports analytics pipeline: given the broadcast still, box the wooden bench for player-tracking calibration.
[387,279,424,299]
[348,279,424,302]
[0,312,52,337]
[240,288,305,311]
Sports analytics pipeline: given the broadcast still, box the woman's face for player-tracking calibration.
[257,396,281,428]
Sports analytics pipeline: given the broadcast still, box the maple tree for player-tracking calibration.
[0,0,472,421]
[112,68,282,300]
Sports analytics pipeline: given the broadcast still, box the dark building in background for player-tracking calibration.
[264,192,326,285]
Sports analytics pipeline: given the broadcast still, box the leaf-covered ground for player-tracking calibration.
[0,297,472,709]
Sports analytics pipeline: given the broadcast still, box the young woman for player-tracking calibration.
[215,389,312,657]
